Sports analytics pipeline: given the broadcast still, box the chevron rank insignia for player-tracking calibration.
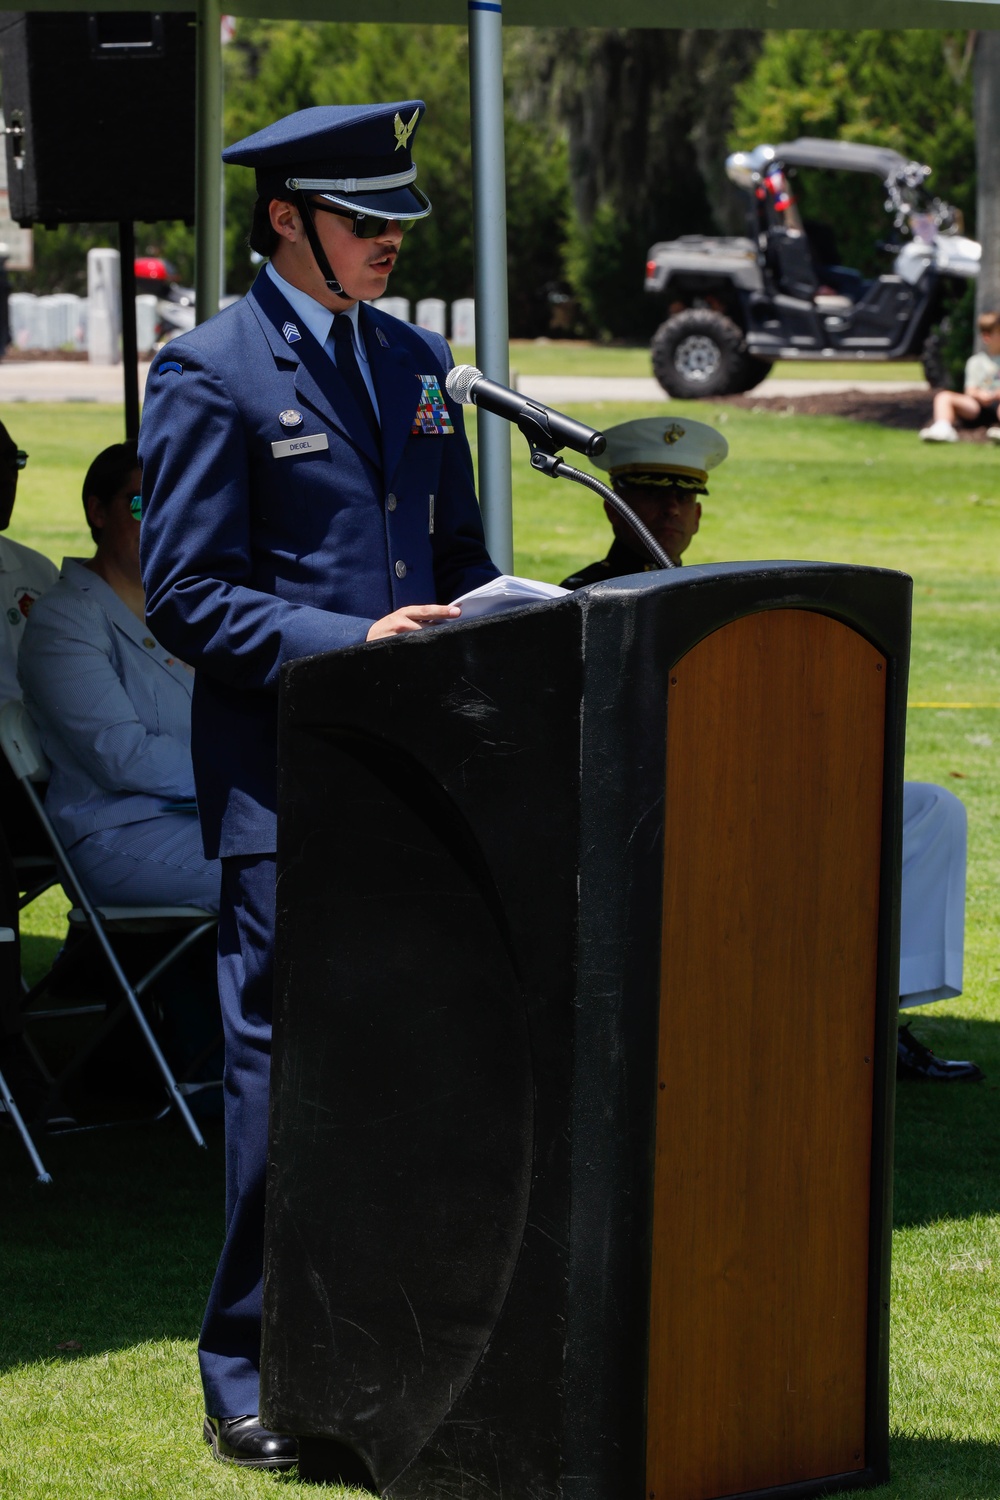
[282,321,302,344]
[411,374,454,436]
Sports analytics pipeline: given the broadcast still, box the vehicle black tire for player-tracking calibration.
[729,351,774,394]
[920,331,955,391]
[651,308,751,399]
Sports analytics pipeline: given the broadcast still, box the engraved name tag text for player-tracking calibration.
[271,433,330,459]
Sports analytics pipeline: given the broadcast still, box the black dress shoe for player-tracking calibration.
[897,1022,985,1083]
[203,1414,298,1470]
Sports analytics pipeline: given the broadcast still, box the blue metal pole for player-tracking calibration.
[468,0,514,573]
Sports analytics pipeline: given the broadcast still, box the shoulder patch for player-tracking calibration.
[158,360,184,375]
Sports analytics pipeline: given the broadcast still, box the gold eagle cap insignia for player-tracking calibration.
[662,423,685,445]
[394,109,419,151]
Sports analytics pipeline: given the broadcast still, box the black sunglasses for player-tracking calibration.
[309,199,418,239]
[15,450,27,470]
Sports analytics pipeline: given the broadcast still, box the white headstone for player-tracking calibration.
[36,295,63,350]
[8,292,36,351]
[135,294,158,354]
[371,296,410,323]
[450,298,475,347]
[415,298,447,337]
[87,247,121,365]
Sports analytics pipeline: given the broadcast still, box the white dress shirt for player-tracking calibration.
[0,534,58,704]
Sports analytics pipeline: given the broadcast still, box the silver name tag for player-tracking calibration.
[271,433,330,459]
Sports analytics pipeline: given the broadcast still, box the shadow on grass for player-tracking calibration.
[893,1014,1000,1229]
[0,1116,224,1373]
[855,1433,1000,1498]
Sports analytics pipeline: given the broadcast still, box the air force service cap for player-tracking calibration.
[223,101,431,221]
[594,416,728,495]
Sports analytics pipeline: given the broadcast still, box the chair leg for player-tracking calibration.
[84,923,206,1149]
[0,1063,53,1184]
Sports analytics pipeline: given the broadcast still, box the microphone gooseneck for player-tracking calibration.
[446,366,673,571]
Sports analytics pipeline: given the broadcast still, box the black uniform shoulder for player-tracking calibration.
[560,557,616,591]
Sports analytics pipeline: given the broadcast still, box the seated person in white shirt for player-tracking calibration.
[18,441,221,913]
[0,420,58,858]
[562,416,982,1084]
[920,311,1000,442]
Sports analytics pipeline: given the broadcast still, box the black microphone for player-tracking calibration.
[445,365,606,459]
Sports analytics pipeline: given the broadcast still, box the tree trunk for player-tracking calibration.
[974,30,1000,320]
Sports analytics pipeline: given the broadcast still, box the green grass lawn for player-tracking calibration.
[2,398,1000,1497]
[454,341,926,383]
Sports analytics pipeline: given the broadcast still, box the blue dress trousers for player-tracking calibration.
[139,269,498,1417]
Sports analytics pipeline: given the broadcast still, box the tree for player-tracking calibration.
[510,28,763,340]
[974,30,1000,322]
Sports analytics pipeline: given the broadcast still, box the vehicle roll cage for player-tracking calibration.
[725,137,960,236]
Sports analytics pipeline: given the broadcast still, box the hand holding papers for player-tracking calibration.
[450,575,570,621]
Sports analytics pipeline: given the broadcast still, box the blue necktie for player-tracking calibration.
[330,314,380,450]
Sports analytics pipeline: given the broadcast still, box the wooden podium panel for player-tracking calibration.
[648,610,886,1500]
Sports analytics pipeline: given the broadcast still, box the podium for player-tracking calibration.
[261,561,910,1500]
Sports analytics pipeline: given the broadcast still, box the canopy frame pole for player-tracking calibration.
[118,219,140,439]
[195,0,224,327]
[468,0,513,572]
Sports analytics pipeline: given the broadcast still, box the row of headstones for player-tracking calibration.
[8,291,477,355]
[371,296,476,346]
[8,257,477,357]
[8,290,160,356]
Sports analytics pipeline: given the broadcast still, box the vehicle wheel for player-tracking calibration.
[651,308,749,398]
[920,331,955,391]
[729,352,774,394]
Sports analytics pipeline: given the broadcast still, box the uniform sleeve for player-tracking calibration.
[424,331,502,604]
[18,592,195,800]
[139,344,373,694]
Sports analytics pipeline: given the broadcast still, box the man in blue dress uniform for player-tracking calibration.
[138,101,499,1469]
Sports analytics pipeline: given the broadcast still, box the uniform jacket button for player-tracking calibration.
[394,560,407,579]
[386,493,397,511]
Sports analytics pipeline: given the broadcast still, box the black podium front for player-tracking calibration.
[261,561,910,1500]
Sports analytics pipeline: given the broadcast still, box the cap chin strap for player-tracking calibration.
[296,191,345,298]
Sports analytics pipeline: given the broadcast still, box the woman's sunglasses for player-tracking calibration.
[309,199,418,239]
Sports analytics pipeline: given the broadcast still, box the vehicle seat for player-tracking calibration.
[766,229,820,302]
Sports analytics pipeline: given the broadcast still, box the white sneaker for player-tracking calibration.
[919,420,958,443]
[986,427,1000,444]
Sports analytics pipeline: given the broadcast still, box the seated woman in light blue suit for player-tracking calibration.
[18,441,221,913]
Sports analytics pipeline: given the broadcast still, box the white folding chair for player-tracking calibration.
[0,699,216,1151]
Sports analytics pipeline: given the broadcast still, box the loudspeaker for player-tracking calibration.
[0,11,196,227]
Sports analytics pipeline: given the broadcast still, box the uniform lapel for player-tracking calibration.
[247,273,381,467]
[363,304,423,483]
[61,561,192,692]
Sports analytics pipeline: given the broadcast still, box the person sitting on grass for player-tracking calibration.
[561,415,982,1084]
[920,310,1000,443]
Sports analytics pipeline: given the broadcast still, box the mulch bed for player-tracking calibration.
[720,387,995,440]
